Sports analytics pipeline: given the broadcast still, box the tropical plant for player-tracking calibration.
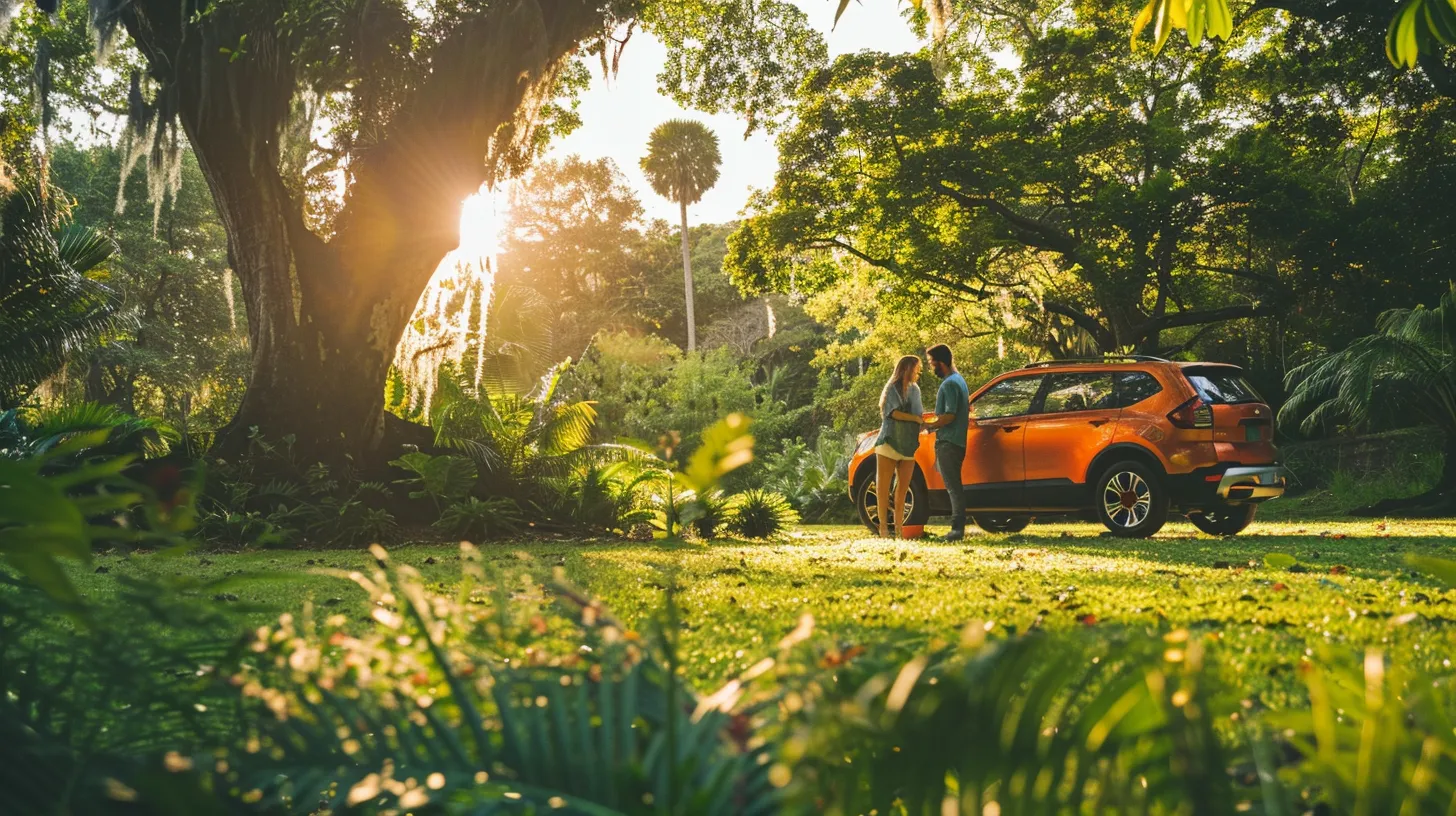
[690,489,733,539]
[390,451,480,513]
[0,423,195,602]
[435,495,525,540]
[783,626,1239,814]
[726,489,798,539]
[1280,284,1456,516]
[429,362,632,509]
[0,401,177,461]
[762,435,854,523]
[641,119,722,351]
[0,181,122,408]
[198,430,398,547]
[198,545,780,814]
[554,461,658,535]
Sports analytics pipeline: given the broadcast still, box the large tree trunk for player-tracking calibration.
[118,0,606,468]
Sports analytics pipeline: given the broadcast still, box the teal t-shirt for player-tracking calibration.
[935,372,970,447]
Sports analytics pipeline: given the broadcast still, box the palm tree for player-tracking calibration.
[0,181,122,408]
[1280,284,1456,515]
[640,119,721,352]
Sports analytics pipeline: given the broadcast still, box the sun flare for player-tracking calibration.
[390,187,509,412]
[456,189,506,264]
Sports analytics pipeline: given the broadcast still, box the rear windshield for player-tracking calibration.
[1184,367,1263,405]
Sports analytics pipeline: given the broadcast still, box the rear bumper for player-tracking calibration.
[1216,466,1287,502]
[1169,464,1286,508]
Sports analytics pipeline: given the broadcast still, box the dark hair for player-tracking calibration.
[926,344,954,368]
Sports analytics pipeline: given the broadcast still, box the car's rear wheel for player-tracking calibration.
[1093,460,1169,538]
[855,468,931,534]
[973,514,1032,534]
[1188,504,1257,536]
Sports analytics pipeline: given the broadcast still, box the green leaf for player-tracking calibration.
[1187,0,1206,44]
[1387,0,1423,68]
[1131,0,1157,48]
[679,414,754,495]
[1406,554,1456,586]
[1423,0,1456,44]
[1264,553,1297,570]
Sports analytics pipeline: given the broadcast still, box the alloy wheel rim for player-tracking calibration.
[1103,471,1151,528]
[863,479,914,527]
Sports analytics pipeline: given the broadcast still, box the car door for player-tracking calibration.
[1022,371,1118,509]
[960,374,1042,510]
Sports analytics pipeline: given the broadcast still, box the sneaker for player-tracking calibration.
[940,529,965,543]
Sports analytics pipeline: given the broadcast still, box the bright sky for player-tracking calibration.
[547,1,925,226]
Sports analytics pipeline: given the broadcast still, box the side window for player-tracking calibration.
[1040,373,1115,414]
[1113,372,1163,408]
[972,376,1042,419]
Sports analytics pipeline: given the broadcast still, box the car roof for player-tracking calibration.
[1015,359,1243,372]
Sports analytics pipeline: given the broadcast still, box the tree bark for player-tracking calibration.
[680,197,697,351]
[117,0,607,469]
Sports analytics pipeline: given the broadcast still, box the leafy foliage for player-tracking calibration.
[761,435,855,523]
[0,180,121,407]
[391,451,479,511]
[209,545,782,814]
[726,489,799,539]
[552,461,658,535]
[199,430,398,548]
[0,424,193,601]
[435,495,525,540]
[1281,284,1456,509]
[0,400,177,460]
[640,119,722,208]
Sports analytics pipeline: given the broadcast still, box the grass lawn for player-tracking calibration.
[73,515,1456,711]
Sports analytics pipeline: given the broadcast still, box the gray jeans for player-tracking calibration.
[935,441,966,531]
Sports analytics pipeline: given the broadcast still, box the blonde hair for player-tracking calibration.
[880,355,921,410]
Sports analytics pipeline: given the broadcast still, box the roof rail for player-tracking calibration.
[1021,355,1170,369]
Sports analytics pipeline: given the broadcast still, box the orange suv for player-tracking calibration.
[848,357,1286,538]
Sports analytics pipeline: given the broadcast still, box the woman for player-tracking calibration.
[874,354,925,538]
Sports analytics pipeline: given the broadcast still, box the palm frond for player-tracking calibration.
[0,183,124,405]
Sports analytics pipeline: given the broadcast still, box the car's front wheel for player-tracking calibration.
[855,468,931,534]
[1187,504,1257,536]
[973,514,1032,534]
[1093,460,1169,538]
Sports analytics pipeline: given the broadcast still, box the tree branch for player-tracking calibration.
[1042,299,1116,351]
[934,181,1082,256]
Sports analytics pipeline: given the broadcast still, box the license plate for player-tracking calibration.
[1245,425,1262,441]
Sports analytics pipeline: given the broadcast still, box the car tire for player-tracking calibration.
[973,514,1032,534]
[855,467,931,534]
[1187,504,1257,536]
[1093,460,1169,538]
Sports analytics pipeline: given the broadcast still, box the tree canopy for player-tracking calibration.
[730,0,1456,358]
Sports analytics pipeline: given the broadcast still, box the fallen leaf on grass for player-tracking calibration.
[1272,582,1288,592]
[1079,614,1098,626]
[1264,553,1296,569]
[1329,565,1349,575]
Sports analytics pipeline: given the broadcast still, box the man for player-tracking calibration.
[924,343,969,541]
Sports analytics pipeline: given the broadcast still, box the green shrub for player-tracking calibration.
[552,461,656,535]
[434,495,524,540]
[727,488,799,538]
[389,451,479,512]
[761,434,855,523]
[199,430,398,547]
[690,489,733,539]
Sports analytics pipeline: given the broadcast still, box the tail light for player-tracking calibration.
[1167,397,1213,429]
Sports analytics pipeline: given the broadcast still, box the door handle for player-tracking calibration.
[1000,425,1021,433]
[1088,419,1109,427]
